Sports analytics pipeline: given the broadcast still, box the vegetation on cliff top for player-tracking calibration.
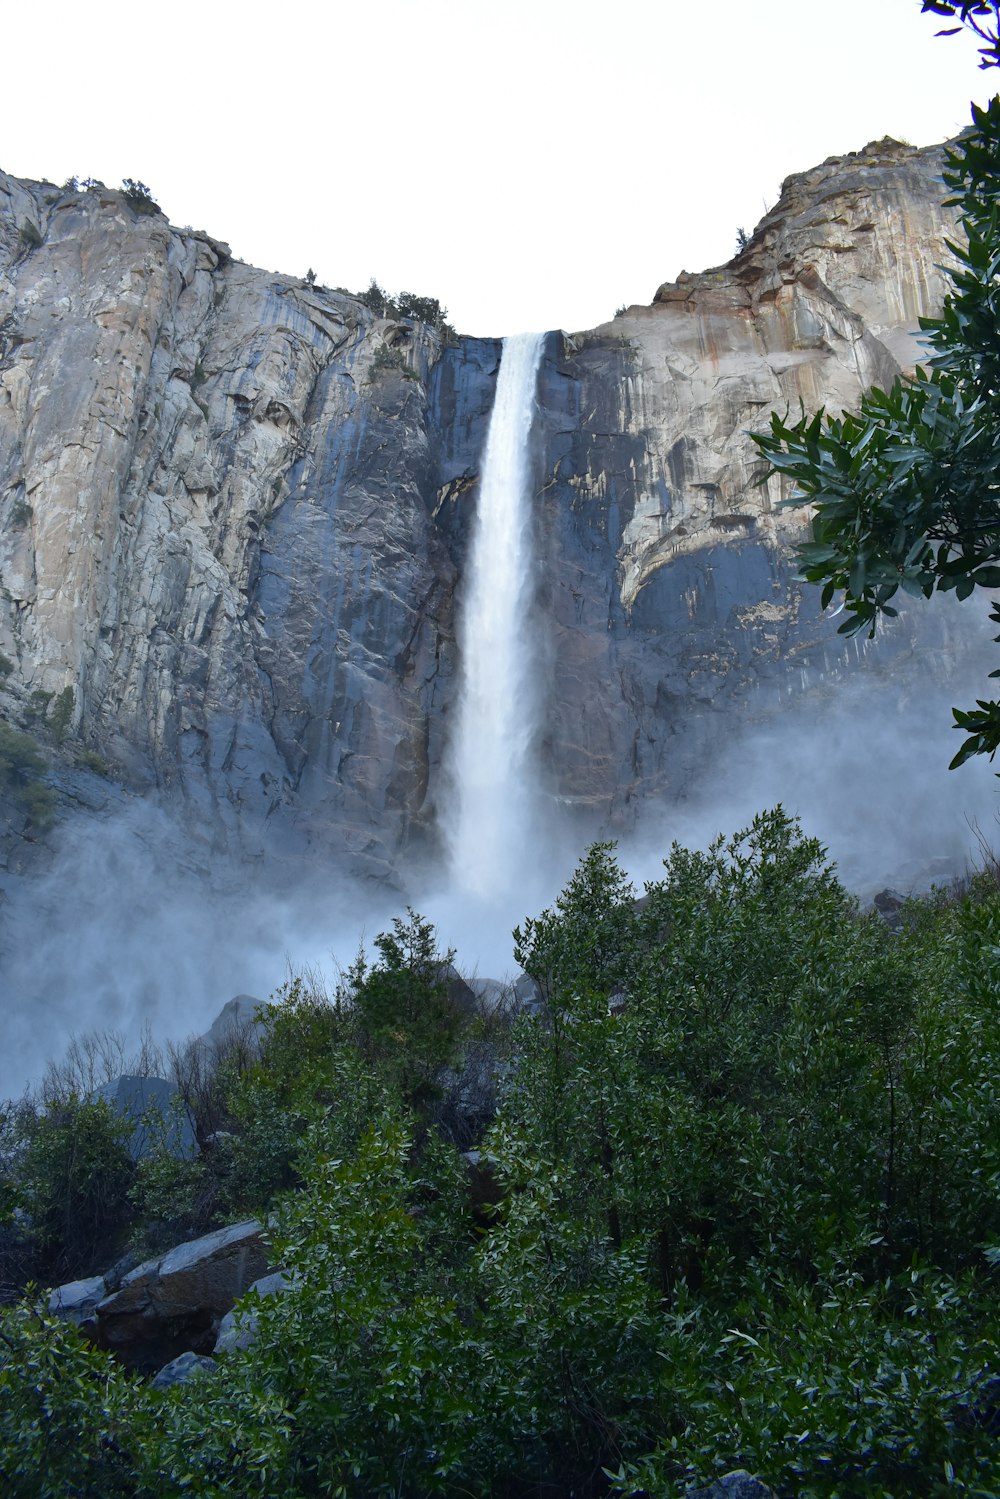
[1,809,999,1497]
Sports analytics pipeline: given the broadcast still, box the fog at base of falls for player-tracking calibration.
[3,631,1000,1102]
[5,485,1000,1099]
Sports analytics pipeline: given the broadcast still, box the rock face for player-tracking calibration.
[0,141,976,886]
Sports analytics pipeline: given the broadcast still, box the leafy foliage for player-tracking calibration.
[1,1095,135,1284]
[119,179,160,216]
[0,1301,146,1498]
[922,1,1000,69]
[354,277,455,336]
[0,720,55,828]
[2,819,1000,1496]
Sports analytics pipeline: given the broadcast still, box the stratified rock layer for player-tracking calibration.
[0,141,971,878]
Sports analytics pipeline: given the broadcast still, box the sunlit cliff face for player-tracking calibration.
[1,139,996,1097]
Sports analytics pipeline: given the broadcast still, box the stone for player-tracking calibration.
[0,137,988,902]
[873,888,907,930]
[192,995,269,1060]
[95,1218,270,1371]
[687,1473,775,1499]
[48,1274,106,1326]
[513,973,543,1013]
[151,1350,217,1391]
[94,1074,196,1160]
[214,1268,291,1355]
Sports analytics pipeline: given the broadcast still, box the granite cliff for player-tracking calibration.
[0,139,980,891]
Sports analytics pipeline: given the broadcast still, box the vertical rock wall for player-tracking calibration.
[0,139,975,882]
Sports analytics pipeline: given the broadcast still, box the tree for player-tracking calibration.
[922,1,1000,69]
[753,10,1000,766]
[350,910,465,1108]
[119,179,160,216]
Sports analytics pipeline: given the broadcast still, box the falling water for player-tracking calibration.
[446,331,546,901]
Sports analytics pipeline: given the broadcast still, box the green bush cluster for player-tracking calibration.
[354,277,456,338]
[1,811,999,1497]
[366,343,419,383]
[120,179,160,216]
[0,719,55,828]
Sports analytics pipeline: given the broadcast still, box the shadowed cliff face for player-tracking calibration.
[0,139,979,885]
[525,138,970,835]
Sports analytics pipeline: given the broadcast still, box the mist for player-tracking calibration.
[3,594,999,1103]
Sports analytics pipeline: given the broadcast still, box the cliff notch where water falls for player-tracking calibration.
[0,137,988,910]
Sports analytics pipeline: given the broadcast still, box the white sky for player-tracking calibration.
[2,0,989,337]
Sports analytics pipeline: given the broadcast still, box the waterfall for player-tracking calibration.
[446,331,546,901]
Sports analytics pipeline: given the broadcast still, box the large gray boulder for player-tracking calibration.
[95,1219,270,1371]
[151,1351,217,1391]
[94,1075,196,1161]
[48,1274,106,1328]
[214,1268,291,1355]
[195,995,269,1058]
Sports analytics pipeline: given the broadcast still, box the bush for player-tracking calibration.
[350,910,466,1108]
[0,720,55,828]
[355,277,451,332]
[77,749,109,776]
[10,1095,134,1283]
[48,686,74,745]
[2,815,1000,1497]
[0,1301,148,1498]
[119,179,160,216]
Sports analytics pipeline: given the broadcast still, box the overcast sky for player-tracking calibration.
[3,1,988,336]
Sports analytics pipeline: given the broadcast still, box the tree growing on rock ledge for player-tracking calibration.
[754,4,1000,767]
[120,179,160,216]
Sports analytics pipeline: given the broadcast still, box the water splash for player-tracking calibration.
[446,332,546,901]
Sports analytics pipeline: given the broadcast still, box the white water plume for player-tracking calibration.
[445,331,547,902]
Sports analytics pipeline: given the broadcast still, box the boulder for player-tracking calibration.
[873,888,907,931]
[214,1269,291,1355]
[688,1474,775,1499]
[513,972,543,1014]
[48,1274,106,1328]
[94,1075,196,1161]
[151,1351,217,1391]
[95,1219,270,1371]
[196,995,269,1058]
[435,963,478,1017]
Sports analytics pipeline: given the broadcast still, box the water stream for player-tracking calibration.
[445,331,546,901]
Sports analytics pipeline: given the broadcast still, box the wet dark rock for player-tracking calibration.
[151,1350,217,1390]
[873,887,907,930]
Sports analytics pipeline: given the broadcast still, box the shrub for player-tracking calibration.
[48,686,74,745]
[0,720,55,829]
[12,1094,135,1282]
[77,749,109,776]
[2,816,1000,1497]
[350,910,466,1108]
[119,179,160,216]
[0,1301,148,1498]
